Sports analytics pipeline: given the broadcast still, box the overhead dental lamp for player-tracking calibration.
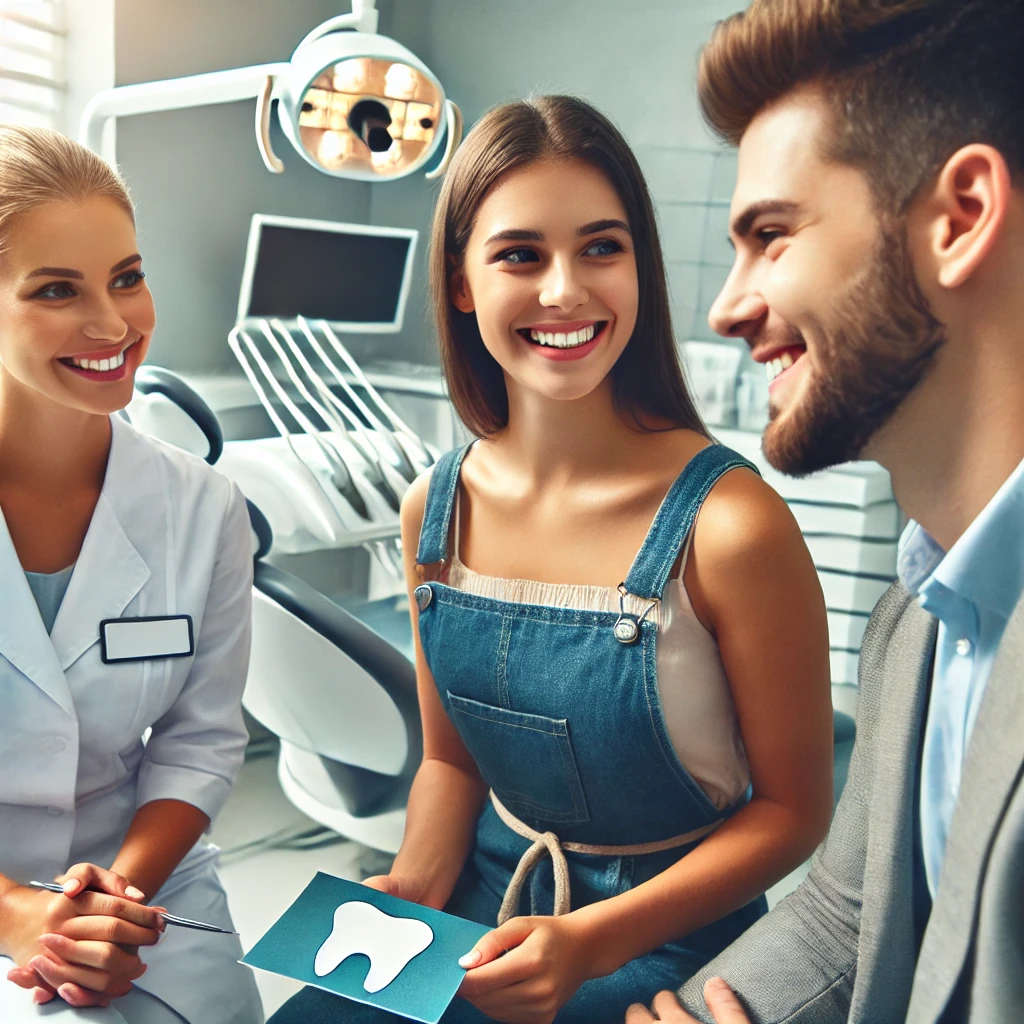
[79,0,463,182]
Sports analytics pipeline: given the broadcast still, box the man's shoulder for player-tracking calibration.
[845,582,937,767]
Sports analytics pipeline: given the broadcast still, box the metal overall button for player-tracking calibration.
[613,584,656,645]
[613,617,640,643]
[414,584,434,612]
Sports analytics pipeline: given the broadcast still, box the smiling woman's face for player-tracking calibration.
[0,195,155,417]
[452,157,639,406]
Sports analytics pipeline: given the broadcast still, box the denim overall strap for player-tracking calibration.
[415,443,474,565]
[623,444,759,600]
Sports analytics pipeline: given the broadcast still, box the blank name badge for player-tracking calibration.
[100,615,195,664]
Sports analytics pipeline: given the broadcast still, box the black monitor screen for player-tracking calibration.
[245,224,411,324]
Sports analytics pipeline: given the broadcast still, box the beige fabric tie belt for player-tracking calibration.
[490,791,723,925]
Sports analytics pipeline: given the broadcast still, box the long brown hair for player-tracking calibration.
[429,95,706,438]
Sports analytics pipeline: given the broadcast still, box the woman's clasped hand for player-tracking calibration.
[3,862,163,1009]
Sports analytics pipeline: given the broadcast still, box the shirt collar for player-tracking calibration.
[897,456,1024,619]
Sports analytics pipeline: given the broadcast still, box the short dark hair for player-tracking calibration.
[698,0,1024,214]
[429,94,707,438]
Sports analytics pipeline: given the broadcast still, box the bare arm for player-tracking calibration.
[368,471,489,910]
[108,799,209,901]
[491,468,829,973]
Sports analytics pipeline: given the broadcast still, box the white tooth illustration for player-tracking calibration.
[314,901,434,993]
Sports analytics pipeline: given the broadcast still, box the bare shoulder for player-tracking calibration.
[686,459,823,636]
[688,462,815,589]
[691,463,806,569]
[399,466,434,539]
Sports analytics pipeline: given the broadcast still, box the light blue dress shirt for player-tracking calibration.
[897,455,1024,896]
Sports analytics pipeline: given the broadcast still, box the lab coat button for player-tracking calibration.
[43,737,66,754]
[46,806,65,817]
[414,584,433,611]
[955,637,972,657]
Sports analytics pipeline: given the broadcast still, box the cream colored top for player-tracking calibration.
[447,496,751,811]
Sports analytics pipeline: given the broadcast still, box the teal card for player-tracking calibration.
[241,872,492,1023]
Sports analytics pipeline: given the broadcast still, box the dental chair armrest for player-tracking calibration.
[134,366,224,464]
[246,499,274,561]
[252,562,423,776]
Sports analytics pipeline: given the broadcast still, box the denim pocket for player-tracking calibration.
[446,692,590,825]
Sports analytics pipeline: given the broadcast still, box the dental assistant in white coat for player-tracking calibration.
[0,128,263,1023]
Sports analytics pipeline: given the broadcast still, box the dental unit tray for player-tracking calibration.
[219,214,438,570]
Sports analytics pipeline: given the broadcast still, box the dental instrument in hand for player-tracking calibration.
[29,881,237,934]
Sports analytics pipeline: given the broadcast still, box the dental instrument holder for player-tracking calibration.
[299,316,435,474]
[79,0,463,184]
[228,324,408,581]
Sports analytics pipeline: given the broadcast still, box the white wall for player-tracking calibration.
[63,0,115,144]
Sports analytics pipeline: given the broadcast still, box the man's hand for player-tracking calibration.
[625,979,751,1024]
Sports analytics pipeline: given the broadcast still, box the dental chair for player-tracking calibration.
[128,367,421,854]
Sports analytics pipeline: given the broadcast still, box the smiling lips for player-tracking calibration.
[517,320,607,360]
[57,339,138,380]
[756,343,807,386]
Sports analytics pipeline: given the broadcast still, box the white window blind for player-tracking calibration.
[0,0,65,128]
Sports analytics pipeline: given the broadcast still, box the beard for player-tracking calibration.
[762,224,947,476]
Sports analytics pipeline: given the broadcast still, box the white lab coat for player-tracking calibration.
[0,415,262,1023]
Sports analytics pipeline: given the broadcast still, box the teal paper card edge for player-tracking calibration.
[240,871,492,1024]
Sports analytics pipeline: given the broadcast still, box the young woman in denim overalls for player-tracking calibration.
[270,96,833,1024]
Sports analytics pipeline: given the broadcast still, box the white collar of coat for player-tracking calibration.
[0,415,152,715]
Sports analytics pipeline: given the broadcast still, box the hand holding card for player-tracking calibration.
[241,872,491,1023]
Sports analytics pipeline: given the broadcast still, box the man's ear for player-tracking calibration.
[450,262,475,314]
[913,144,1011,290]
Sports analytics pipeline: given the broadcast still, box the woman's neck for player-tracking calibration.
[498,377,668,486]
[0,373,111,495]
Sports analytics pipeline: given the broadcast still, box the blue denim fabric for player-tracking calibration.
[269,444,767,1023]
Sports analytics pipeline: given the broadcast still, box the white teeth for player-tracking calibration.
[527,324,597,348]
[70,348,127,372]
[766,351,800,383]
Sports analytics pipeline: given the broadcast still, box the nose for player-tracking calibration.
[538,254,588,312]
[707,265,768,341]
[82,294,129,344]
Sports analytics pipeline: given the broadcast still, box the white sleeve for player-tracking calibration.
[135,481,253,822]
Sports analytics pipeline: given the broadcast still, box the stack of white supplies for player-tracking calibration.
[716,428,901,716]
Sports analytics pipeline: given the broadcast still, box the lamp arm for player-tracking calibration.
[255,75,285,174]
[425,100,464,181]
[295,1,379,51]
[78,62,290,160]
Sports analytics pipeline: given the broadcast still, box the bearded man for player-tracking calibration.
[628,2,1024,1022]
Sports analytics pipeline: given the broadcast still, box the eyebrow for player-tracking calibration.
[730,201,802,240]
[26,253,143,280]
[483,219,631,247]
[484,228,543,246]
[578,218,630,236]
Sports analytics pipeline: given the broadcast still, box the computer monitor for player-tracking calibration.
[236,213,418,333]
